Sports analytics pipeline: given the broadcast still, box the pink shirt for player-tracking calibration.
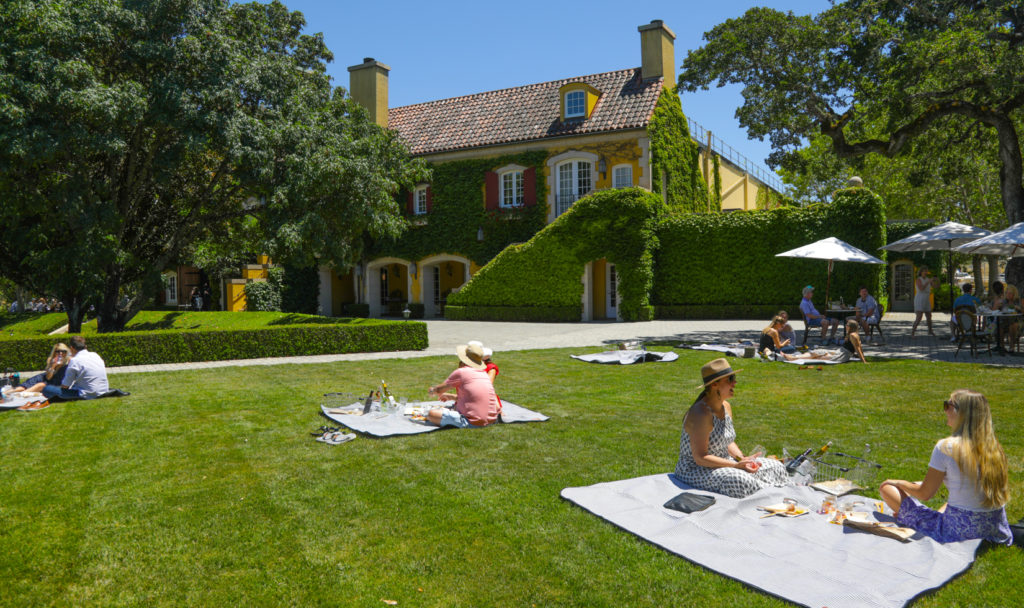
[445,367,500,426]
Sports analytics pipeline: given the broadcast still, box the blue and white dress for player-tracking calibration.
[674,412,790,498]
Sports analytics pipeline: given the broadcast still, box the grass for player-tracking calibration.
[0,311,382,338]
[0,348,1021,606]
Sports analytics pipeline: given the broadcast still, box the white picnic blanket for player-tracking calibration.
[766,349,847,365]
[683,343,761,359]
[570,350,679,364]
[320,400,548,437]
[0,394,47,410]
[561,473,980,608]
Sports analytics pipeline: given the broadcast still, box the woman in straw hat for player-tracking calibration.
[426,343,500,428]
[674,358,790,498]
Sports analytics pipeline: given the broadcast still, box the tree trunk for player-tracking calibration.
[995,117,1024,225]
[63,300,86,334]
[986,255,1001,291]
[972,256,986,299]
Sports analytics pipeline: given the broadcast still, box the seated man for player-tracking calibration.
[950,283,981,341]
[854,286,880,339]
[42,335,109,401]
[799,285,837,345]
[426,343,500,428]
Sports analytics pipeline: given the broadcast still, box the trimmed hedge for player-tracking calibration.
[0,321,428,371]
[652,188,886,313]
[655,304,797,320]
[444,305,581,322]
[447,188,664,321]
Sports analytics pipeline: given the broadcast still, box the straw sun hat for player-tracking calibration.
[696,358,741,390]
[456,343,487,370]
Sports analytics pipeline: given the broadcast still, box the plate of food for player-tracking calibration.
[758,500,809,518]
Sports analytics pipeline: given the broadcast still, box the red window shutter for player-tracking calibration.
[485,171,499,210]
[523,167,536,206]
[406,191,414,214]
[426,186,433,212]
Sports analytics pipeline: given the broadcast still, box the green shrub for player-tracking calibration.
[649,86,708,212]
[407,303,425,319]
[444,305,581,322]
[652,188,886,312]
[448,188,664,321]
[0,321,427,371]
[244,280,281,312]
[281,264,319,314]
[656,304,791,320]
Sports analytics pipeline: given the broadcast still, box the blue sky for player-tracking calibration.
[272,0,828,175]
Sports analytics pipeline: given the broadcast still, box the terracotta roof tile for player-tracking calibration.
[388,68,663,156]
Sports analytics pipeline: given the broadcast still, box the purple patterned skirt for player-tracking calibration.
[897,497,1012,545]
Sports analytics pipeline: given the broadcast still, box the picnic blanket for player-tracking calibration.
[320,400,549,437]
[0,394,48,411]
[765,350,846,365]
[681,343,761,359]
[570,350,679,364]
[561,473,981,608]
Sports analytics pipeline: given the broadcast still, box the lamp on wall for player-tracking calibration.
[598,156,608,179]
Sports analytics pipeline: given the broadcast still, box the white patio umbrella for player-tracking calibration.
[882,221,993,312]
[953,221,1024,258]
[775,237,885,306]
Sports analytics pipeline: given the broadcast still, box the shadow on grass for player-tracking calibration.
[127,312,184,331]
[267,314,360,326]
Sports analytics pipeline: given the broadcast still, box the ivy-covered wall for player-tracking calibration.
[370,150,548,266]
[447,188,664,321]
[648,87,708,212]
[652,188,887,315]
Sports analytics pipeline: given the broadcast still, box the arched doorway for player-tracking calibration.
[366,258,412,317]
[419,255,470,317]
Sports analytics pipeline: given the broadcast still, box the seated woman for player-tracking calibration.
[11,343,70,392]
[674,358,790,498]
[775,310,797,347]
[769,320,867,363]
[1002,283,1021,351]
[426,343,500,428]
[760,315,797,356]
[879,389,1012,545]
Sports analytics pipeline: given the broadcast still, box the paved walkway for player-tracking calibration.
[105,313,1023,375]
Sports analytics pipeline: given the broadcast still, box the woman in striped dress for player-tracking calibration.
[674,358,790,498]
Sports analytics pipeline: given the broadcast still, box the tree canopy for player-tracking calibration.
[678,1,1024,239]
[0,0,426,331]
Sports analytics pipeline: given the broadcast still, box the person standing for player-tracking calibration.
[42,335,109,401]
[911,266,939,337]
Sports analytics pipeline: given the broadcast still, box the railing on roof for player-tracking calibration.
[687,118,785,194]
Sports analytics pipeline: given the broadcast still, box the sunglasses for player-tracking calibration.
[727,374,737,383]
[943,400,957,411]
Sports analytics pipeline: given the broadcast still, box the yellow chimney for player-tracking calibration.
[347,57,390,127]
[638,20,676,82]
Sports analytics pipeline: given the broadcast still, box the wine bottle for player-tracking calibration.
[362,390,375,414]
[785,447,814,474]
[380,379,397,408]
[815,440,833,458]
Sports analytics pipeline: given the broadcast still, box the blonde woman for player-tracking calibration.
[879,390,1011,545]
[911,266,939,337]
[11,343,71,392]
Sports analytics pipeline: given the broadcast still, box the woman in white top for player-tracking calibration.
[879,389,1011,545]
[911,266,940,337]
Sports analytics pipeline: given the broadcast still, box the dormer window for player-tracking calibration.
[564,91,585,118]
[559,83,601,121]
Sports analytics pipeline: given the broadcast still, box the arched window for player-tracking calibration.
[555,160,592,216]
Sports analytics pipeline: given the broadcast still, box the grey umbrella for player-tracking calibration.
[882,221,993,313]
[953,222,1024,258]
[776,237,885,306]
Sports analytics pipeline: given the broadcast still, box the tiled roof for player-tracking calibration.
[388,68,663,156]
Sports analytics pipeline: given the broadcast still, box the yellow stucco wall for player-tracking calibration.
[331,270,355,315]
[226,279,247,312]
[699,149,772,211]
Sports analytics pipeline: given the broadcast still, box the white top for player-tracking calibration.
[64,349,109,398]
[928,438,1000,512]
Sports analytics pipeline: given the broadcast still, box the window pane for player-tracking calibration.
[415,188,427,214]
[613,166,632,188]
[577,161,591,196]
[565,91,585,117]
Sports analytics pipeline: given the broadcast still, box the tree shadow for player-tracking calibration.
[266,314,351,326]
[127,312,184,331]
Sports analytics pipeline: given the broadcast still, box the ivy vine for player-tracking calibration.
[648,86,708,212]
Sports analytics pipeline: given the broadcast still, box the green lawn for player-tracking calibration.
[0,311,382,337]
[1,348,1021,606]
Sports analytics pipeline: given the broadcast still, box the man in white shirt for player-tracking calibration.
[42,335,109,400]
